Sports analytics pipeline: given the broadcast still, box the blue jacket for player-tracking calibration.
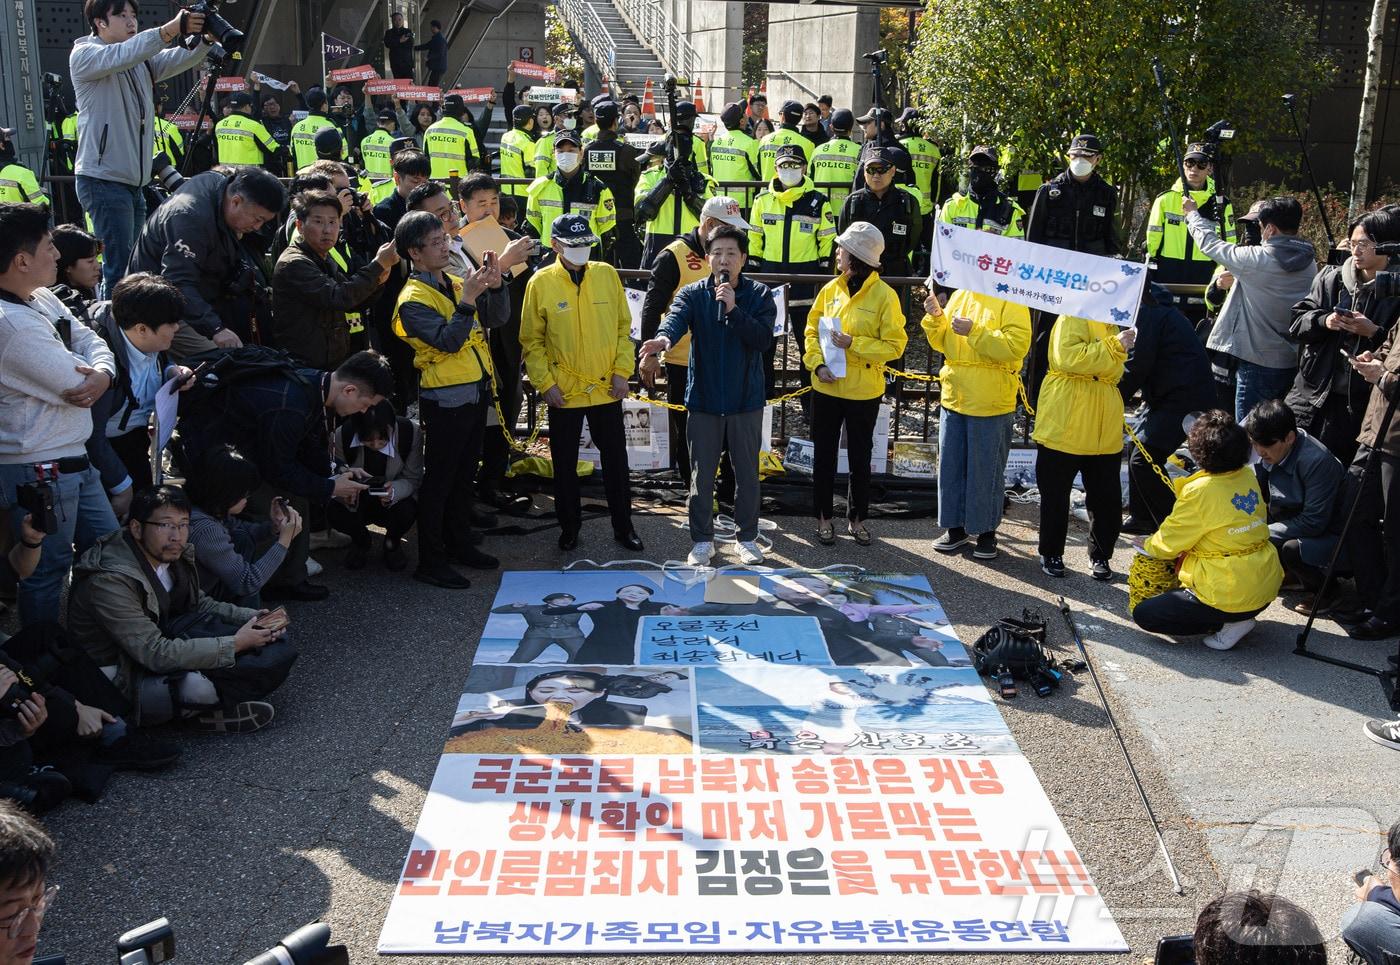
[658,274,775,415]
[1119,287,1216,446]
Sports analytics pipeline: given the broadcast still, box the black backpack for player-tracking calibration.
[180,345,312,411]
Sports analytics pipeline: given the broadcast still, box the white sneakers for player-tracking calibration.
[687,542,715,566]
[1203,618,1256,651]
[736,541,765,565]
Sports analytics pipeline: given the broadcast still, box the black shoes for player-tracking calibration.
[383,536,408,572]
[1120,516,1156,536]
[559,530,579,551]
[479,489,532,513]
[1348,616,1400,641]
[452,545,499,570]
[0,769,72,814]
[615,530,645,552]
[95,732,181,771]
[263,581,330,602]
[413,564,471,589]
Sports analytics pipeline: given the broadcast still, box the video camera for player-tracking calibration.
[1375,242,1400,298]
[862,49,889,64]
[151,151,184,193]
[177,0,245,54]
[114,918,348,965]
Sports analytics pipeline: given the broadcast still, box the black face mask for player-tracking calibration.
[969,168,997,195]
[0,143,14,166]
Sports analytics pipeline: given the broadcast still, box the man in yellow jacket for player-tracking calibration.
[1031,314,1134,580]
[1144,142,1236,287]
[921,288,1031,560]
[520,213,643,552]
[392,209,510,590]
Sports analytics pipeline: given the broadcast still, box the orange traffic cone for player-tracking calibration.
[693,79,706,113]
[760,79,767,95]
[601,76,611,100]
[641,78,655,117]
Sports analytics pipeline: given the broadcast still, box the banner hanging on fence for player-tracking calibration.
[929,223,1147,327]
[379,569,1127,954]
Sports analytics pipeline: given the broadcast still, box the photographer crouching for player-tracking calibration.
[71,0,213,297]
[128,166,286,357]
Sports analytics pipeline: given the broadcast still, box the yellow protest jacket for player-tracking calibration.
[804,272,907,401]
[392,274,491,389]
[1032,315,1127,455]
[920,289,1031,417]
[520,261,634,408]
[1142,466,1283,613]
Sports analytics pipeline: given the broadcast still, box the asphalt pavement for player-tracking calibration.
[28,486,1397,963]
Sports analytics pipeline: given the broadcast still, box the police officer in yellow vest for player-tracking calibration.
[291,88,342,170]
[635,134,715,268]
[758,100,813,184]
[361,109,399,182]
[391,209,511,588]
[638,197,752,486]
[215,91,283,171]
[895,108,939,223]
[710,102,761,207]
[809,108,861,210]
[532,102,576,179]
[1145,141,1236,287]
[525,128,617,263]
[938,145,1025,237]
[0,128,47,206]
[424,93,483,180]
[154,109,185,169]
[499,104,537,199]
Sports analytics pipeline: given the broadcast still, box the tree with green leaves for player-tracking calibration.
[907,0,1334,246]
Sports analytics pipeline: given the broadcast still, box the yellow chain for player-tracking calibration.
[1122,419,1178,493]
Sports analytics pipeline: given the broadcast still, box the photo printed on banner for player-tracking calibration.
[445,665,694,755]
[696,665,1018,756]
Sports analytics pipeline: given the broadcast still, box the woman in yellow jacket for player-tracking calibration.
[1031,314,1134,581]
[921,289,1032,560]
[1132,410,1284,651]
[803,222,907,545]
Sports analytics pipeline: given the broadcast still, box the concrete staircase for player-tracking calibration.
[590,1,666,98]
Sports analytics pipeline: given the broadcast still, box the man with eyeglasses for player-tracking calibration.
[1145,141,1236,288]
[68,485,298,734]
[837,148,922,277]
[1342,819,1400,962]
[0,802,57,960]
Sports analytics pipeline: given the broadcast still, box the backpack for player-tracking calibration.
[971,609,1061,699]
[179,345,313,412]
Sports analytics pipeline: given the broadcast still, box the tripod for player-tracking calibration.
[1293,388,1400,712]
[181,44,233,177]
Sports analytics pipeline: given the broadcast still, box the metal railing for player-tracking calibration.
[555,0,617,84]
[614,0,700,84]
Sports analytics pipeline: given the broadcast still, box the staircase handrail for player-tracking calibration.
[614,0,699,86]
[555,0,617,83]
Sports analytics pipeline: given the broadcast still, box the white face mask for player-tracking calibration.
[556,151,580,173]
[559,244,591,267]
[561,117,577,130]
[1069,157,1094,178]
[777,166,804,187]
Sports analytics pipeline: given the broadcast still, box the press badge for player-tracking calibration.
[1093,205,1107,217]
[892,223,907,236]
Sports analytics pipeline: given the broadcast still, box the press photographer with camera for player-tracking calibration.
[1342,819,1400,961]
[127,166,286,356]
[70,0,213,297]
[0,204,120,628]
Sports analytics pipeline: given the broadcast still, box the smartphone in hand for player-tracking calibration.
[254,606,291,632]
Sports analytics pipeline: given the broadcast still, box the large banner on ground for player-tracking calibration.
[930,222,1147,327]
[379,570,1126,954]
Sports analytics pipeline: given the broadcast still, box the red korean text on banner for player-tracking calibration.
[447,88,495,104]
[168,114,200,132]
[511,60,557,83]
[394,85,444,102]
[329,65,380,84]
[365,79,412,96]
[214,76,247,92]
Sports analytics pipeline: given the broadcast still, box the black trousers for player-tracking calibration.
[417,396,487,566]
[811,392,882,522]
[110,428,154,492]
[1305,392,1365,467]
[1345,446,1400,623]
[1133,589,1265,635]
[201,638,298,709]
[2,622,130,757]
[614,219,643,270]
[1278,539,1331,592]
[326,495,418,547]
[548,401,632,536]
[480,329,524,493]
[1036,446,1122,560]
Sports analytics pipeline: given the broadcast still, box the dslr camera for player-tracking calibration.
[0,651,61,720]
[178,0,245,54]
[114,918,348,965]
[15,482,56,535]
[151,151,185,193]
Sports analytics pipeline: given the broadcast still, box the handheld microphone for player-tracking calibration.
[717,270,730,325]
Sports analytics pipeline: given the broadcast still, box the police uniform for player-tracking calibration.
[532,103,577,179]
[215,109,281,168]
[360,120,397,181]
[838,177,921,277]
[1145,144,1235,287]
[938,147,1025,238]
[423,109,482,180]
[525,131,617,263]
[810,132,862,210]
[291,112,339,170]
[0,160,46,205]
[154,115,185,166]
[499,106,537,199]
[582,111,642,269]
[758,124,812,184]
[710,112,761,207]
[634,140,716,269]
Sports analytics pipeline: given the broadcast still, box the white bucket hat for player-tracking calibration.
[836,221,885,269]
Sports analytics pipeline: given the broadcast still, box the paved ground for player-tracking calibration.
[25,484,1398,963]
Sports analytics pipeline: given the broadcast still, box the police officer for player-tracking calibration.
[532,102,576,179]
[635,132,714,268]
[580,94,607,145]
[710,102,761,207]
[583,100,642,269]
[0,128,47,206]
[360,109,398,187]
[499,104,538,200]
[853,107,912,192]
[153,95,186,169]
[424,93,484,180]
[809,108,861,210]
[525,128,616,263]
[749,143,836,399]
[291,87,341,170]
[1145,141,1236,286]
[896,108,939,234]
[938,145,1024,237]
[758,100,812,183]
[838,147,921,278]
[215,91,283,170]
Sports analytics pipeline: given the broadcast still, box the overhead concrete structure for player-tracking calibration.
[656,0,743,108]
[765,3,881,113]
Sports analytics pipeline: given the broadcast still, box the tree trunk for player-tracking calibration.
[1350,0,1391,217]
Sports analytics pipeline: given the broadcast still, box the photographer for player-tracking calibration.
[635,131,714,269]
[128,166,286,355]
[68,485,297,734]
[0,204,120,628]
[70,0,211,296]
[1343,820,1400,962]
[328,401,422,571]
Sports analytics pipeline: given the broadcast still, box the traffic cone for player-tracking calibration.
[693,79,706,113]
[601,76,611,100]
[641,78,655,118]
[760,79,767,96]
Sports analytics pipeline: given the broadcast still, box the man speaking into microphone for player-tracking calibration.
[640,225,775,567]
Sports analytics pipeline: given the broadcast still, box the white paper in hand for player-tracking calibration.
[625,288,644,341]
[818,316,846,378]
[771,284,788,336]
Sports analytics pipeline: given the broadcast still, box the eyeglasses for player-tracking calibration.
[776,163,803,172]
[140,520,190,535]
[1182,159,1208,169]
[865,164,893,175]
[1351,240,1377,253]
[0,885,58,939]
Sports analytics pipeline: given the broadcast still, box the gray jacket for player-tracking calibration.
[70,29,208,187]
[1255,429,1345,567]
[1192,211,1317,369]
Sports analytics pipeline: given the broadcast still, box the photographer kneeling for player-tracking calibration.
[1344,820,1400,964]
[328,400,423,571]
[128,166,286,357]
[67,486,297,734]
